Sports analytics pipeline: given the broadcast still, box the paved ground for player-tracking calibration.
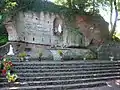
[79,80,120,90]
[75,86,120,90]
[84,86,120,90]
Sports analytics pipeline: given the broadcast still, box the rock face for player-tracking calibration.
[76,16,109,46]
[3,11,109,59]
[5,11,109,48]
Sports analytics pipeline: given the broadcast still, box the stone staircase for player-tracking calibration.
[0,60,120,90]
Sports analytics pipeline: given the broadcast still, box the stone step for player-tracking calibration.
[1,73,120,82]
[12,63,120,67]
[12,61,120,65]
[0,77,114,88]
[0,81,107,90]
[17,73,120,79]
[14,64,120,69]
[17,70,120,77]
[1,60,120,90]
[13,67,120,73]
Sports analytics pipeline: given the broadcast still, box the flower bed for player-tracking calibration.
[0,56,18,82]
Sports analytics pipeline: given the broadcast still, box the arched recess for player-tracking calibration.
[53,17,63,36]
[4,21,18,41]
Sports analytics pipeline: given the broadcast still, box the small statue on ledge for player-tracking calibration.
[7,45,15,56]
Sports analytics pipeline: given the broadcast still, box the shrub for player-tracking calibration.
[0,35,8,46]
[18,52,27,58]
[58,50,63,56]
[84,51,97,60]
[38,52,43,57]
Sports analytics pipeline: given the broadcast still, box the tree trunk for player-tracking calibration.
[110,0,113,30]
[110,0,118,39]
[67,0,72,9]
[93,0,95,15]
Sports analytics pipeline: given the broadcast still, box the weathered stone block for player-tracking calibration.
[98,43,120,60]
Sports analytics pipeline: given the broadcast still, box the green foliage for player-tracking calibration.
[54,0,67,6]
[0,0,17,24]
[18,52,27,58]
[38,52,43,57]
[0,24,8,46]
[13,0,68,14]
[1,0,113,24]
[84,51,97,60]
[0,24,7,34]
[0,0,119,22]
[0,35,8,46]
[6,71,18,82]
[58,50,63,56]
[112,34,120,42]
[0,0,72,24]
[54,0,101,15]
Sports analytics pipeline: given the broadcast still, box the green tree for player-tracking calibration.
[0,0,17,46]
[55,0,108,14]
[0,0,17,24]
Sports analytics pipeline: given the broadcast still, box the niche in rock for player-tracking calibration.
[53,17,63,36]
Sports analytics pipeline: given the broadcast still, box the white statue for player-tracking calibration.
[58,24,62,33]
[109,56,114,61]
[7,45,15,55]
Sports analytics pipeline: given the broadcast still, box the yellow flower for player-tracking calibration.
[6,72,18,82]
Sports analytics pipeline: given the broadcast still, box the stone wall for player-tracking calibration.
[98,43,120,60]
[5,11,109,48]
[0,41,96,60]
[17,11,56,45]
[5,11,84,48]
